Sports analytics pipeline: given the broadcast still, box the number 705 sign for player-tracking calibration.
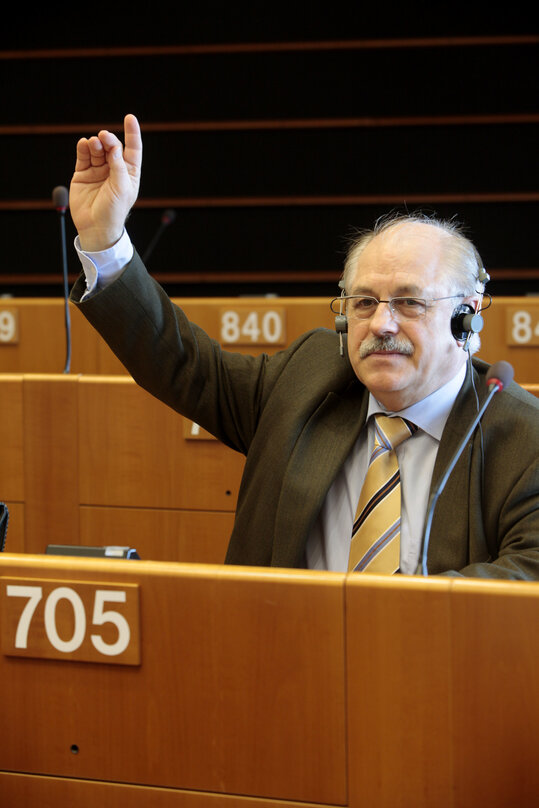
[1,578,140,665]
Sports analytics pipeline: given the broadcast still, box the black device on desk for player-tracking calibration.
[45,545,141,559]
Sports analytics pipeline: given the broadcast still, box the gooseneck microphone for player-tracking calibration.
[52,185,71,373]
[142,208,177,263]
[417,360,514,576]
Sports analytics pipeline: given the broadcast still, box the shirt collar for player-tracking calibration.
[367,362,467,441]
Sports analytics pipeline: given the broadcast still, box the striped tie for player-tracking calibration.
[348,415,417,574]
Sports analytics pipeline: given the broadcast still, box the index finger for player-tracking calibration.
[74,137,92,172]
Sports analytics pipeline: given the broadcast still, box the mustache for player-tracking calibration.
[359,335,414,360]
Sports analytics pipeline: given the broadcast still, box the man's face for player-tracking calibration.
[346,222,474,411]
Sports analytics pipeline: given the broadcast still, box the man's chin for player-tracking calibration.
[356,359,411,396]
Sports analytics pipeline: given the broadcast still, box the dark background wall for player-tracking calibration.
[1,6,537,299]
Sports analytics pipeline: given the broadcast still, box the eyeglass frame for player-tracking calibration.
[329,293,466,321]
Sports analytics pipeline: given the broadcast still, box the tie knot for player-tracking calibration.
[374,414,417,451]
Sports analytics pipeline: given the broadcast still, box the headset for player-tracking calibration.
[449,263,491,350]
[333,263,491,355]
[333,282,348,356]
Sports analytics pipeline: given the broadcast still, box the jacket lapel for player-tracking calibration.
[272,383,369,567]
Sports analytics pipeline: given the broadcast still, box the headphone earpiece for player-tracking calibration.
[451,303,484,342]
[477,265,490,285]
[335,313,348,334]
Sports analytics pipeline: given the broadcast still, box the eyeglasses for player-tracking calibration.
[330,294,464,321]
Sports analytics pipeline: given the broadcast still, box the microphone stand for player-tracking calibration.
[417,366,512,576]
[142,209,176,264]
[52,186,71,373]
[58,206,71,373]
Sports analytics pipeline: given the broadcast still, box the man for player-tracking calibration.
[69,114,539,579]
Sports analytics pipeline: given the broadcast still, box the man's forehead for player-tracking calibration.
[352,223,448,288]
[349,279,428,296]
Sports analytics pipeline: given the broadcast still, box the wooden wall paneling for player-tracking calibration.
[0,555,347,805]
[22,374,80,553]
[77,376,245,510]
[78,505,233,564]
[345,575,454,807]
[449,579,539,808]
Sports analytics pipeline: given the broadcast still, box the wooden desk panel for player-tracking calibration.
[22,375,80,554]
[479,297,539,383]
[77,377,245,510]
[346,575,454,807]
[0,374,24,502]
[79,506,233,563]
[0,555,347,805]
[449,579,539,808]
[345,575,539,808]
[0,300,104,374]
[0,374,243,559]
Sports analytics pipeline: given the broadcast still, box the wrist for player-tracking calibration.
[77,228,124,253]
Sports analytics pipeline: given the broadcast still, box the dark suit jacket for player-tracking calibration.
[71,251,539,580]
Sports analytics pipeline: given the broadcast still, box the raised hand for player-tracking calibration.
[69,113,142,252]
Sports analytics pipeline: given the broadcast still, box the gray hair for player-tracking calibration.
[341,211,487,297]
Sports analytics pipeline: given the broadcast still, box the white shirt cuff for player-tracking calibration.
[75,230,134,300]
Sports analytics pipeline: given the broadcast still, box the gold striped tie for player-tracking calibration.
[348,415,417,574]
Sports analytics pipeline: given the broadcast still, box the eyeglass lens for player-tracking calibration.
[348,297,427,320]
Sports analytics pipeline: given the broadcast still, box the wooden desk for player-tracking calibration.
[1,556,538,807]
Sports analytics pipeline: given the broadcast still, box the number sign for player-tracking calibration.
[219,307,286,346]
[506,306,539,346]
[2,578,140,665]
[0,309,18,344]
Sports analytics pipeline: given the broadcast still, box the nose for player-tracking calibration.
[368,301,400,335]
